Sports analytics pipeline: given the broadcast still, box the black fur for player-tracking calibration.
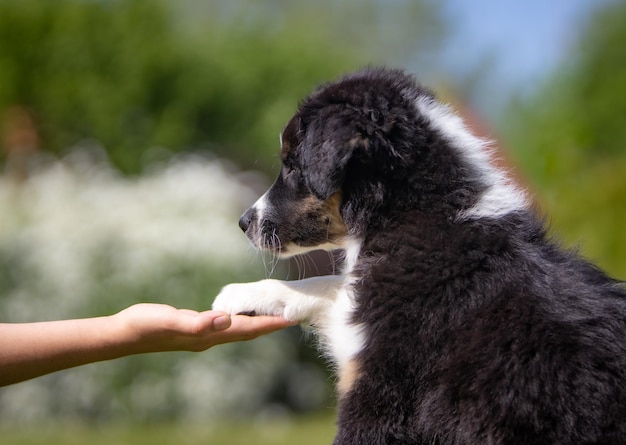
[260,68,626,444]
[340,212,626,444]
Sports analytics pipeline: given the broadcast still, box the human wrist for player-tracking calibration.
[106,311,148,356]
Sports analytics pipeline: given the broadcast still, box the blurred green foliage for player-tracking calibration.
[0,0,354,174]
[503,1,626,279]
[0,0,445,175]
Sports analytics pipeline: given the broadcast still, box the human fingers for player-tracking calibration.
[230,314,297,333]
[209,315,297,344]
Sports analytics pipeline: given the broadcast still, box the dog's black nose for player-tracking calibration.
[239,207,255,232]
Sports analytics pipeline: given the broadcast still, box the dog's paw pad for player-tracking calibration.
[237,310,258,316]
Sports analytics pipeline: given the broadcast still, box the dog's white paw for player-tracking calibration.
[212,278,335,323]
[212,281,289,319]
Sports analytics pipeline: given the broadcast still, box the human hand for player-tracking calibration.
[113,303,296,354]
[0,303,295,386]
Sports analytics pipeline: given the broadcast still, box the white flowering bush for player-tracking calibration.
[0,149,329,423]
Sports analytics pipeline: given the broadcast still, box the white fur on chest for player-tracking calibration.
[323,279,365,369]
[330,239,365,363]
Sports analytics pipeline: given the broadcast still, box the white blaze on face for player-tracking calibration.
[252,191,269,222]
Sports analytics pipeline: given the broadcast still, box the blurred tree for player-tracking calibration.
[503,1,626,278]
[0,0,180,174]
[0,0,446,175]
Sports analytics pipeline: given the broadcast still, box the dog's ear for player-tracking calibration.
[300,117,366,200]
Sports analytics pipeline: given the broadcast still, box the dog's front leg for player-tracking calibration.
[212,275,343,323]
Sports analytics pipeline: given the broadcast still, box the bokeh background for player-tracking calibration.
[0,0,624,442]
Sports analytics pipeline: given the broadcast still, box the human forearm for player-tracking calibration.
[0,315,128,386]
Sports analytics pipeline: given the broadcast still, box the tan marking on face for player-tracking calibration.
[337,359,361,396]
[322,191,348,241]
[295,191,347,245]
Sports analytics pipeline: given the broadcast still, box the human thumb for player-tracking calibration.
[211,313,232,331]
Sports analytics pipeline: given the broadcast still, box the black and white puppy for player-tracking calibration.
[213,68,626,444]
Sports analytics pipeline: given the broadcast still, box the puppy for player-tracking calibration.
[213,68,626,444]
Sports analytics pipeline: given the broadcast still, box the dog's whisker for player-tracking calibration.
[301,260,306,280]
[265,228,281,277]
[326,217,333,243]
[327,250,337,275]
[262,230,276,278]
[296,254,307,280]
